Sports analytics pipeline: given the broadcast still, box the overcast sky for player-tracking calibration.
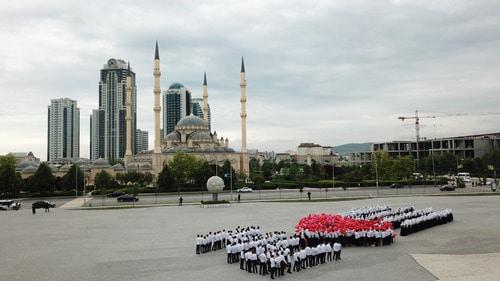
[1,0,500,160]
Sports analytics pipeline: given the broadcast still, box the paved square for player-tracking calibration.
[2,195,500,281]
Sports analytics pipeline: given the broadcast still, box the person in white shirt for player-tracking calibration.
[224,242,232,262]
[258,252,268,275]
[270,256,276,279]
[333,242,342,261]
[326,243,333,262]
[195,235,202,255]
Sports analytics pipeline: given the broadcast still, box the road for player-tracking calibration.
[84,184,495,207]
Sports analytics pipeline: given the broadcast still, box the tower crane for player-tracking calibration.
[398,110,500,161]
[397,110,436,161]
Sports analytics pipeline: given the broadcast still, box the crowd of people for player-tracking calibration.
[195,205,454,278]
[196,226,342,279]
[400,209,454,236]
[382,207,434,228]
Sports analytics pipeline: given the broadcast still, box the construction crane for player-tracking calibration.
[398,110,500,161]
[398,110,436,161]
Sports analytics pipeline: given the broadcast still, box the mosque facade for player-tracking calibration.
[124,42,249,177]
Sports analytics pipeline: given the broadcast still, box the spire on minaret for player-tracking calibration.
[155,40,160,60]
[241,56,245,73]
[127,61,131,76]
[203,71,207,86]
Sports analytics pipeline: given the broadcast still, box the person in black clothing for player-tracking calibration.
[179,196,183,206]
[307,191,311,200]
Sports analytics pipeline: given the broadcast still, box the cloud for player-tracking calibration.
[1,0,500,160]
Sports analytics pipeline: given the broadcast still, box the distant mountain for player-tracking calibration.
[334,143,372,156]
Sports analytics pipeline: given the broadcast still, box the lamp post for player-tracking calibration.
[75,163,78,198]
[431,140,437,187]
[373,152,379,197]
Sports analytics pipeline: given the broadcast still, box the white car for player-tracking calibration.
[0,200,21,211]
[237,187,253,193]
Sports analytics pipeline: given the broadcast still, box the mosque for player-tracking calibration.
[123,42,250,177]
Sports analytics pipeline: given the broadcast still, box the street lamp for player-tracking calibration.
[373,152,380,197]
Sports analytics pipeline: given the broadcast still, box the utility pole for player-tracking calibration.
[374,153,379,197]
[75,164,78,198]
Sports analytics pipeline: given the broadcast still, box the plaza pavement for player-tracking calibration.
[1,195,500,281]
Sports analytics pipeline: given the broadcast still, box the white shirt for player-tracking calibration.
[333,243,341,252]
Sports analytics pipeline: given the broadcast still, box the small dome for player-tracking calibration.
[92,158,110,168]
[59,164,71,172]
[176,114,207,128]
[48,164,58,171]
[165,131,180,141]
[207,176,225,193]
[112,163,124,171]
[126,163,138,170]
[169,82,185,89]
[22,165,38,173]
[189,131,212,141]
[17,159,35,169]
[140,163,152,170]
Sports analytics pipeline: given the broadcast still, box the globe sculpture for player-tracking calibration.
[207,176,225,202]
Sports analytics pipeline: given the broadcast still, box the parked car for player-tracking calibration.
[106,191,126,197]
[237,187,253,193]
[389,183,404,189]
[32,201,56,209]
[117,194,139,202]
[0,200,21,211]
[440,184,456,191]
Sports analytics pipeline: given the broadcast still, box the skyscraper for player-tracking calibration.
[162,83,191,136]
[47,98,80,161]
[191,98,211,130]
[136,129,149,153]
[91,58,137,160]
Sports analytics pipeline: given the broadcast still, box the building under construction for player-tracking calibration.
[372,132,500,159]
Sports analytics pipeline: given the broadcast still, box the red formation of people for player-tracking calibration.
[295,213,395,234]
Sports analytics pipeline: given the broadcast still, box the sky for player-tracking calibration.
[1,0,500,160]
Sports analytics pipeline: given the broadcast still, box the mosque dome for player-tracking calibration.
[207,176,225,193]
[92,158,110,168]
[112,163,124,171]
[17,159,36,170]
[176,114,207,128]
[22,165,38,173]
[59,164,71,173]
[189,131,212,142]
[165,131,180,141]
[169,82,185,89]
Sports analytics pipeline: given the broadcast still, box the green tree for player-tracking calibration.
[169,152,201,190]
[194,161,214,189]
[0,155,21,198]
[157,164,176,192]
[94,170,114,190]
[261,160,273,180]
[30,163,56,195]
[63,164,84,191]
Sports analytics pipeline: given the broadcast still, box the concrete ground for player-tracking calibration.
[1,195,500,281]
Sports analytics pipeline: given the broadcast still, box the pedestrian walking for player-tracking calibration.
[179,196,183,206]
[307,191,311,201]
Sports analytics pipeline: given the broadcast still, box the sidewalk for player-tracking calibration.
[60,197,89,209]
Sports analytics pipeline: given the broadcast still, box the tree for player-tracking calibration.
[63,164,84,191]
[30,163,56,195]
[261,160,273,180]
[169,152,201,190]
[0,155,21,198]
[157,164,176,192]
[194,161,214,189]
[94,170,114,190]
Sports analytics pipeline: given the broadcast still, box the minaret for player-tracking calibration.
[240,57,247,153]
[153,41,162,154]
[202,72,209,124]
[240,57,249,176]
[125,62,133,158]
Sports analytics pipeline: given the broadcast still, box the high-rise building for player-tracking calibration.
[89,109,104,160]
[47,98,80,161]
[191,98,211,130]
[162,83,191,136]
[91,59,137,161]
[136,129,149,153]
